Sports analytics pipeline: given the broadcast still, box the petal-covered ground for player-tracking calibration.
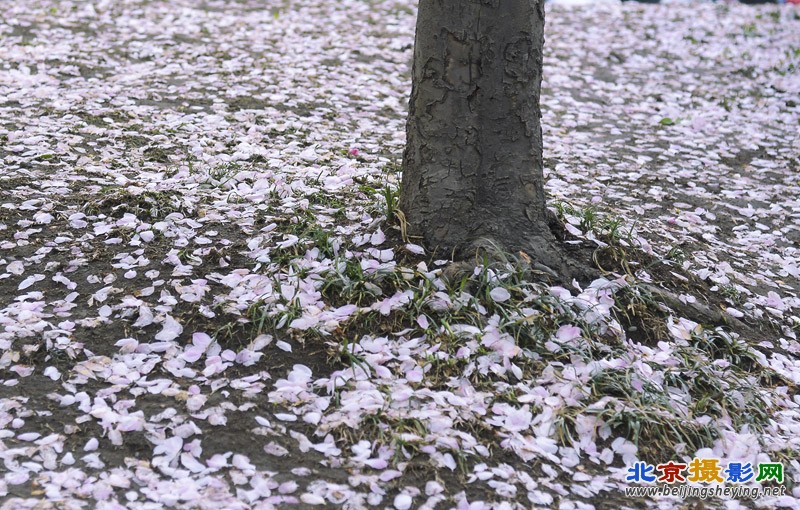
[1,1,799,509]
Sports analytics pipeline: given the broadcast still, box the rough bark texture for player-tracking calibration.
[400,0,555,265]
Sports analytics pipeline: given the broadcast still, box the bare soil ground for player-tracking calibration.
[1,1,799,509]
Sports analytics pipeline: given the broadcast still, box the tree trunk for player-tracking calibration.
[400,0,556,265]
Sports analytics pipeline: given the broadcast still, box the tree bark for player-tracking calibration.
[400,0,554,265]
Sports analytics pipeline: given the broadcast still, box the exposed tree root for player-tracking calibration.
[440,219,761,343]
[641,283,749,331]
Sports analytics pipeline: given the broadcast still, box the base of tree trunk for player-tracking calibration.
[435,216,759,340]
[438,209,598,286]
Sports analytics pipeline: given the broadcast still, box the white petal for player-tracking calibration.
[155,315,183,341]
[405,243,425,255]
[394,494,412,510]
[84,438,99,451]
[133,306,154,328]
[7,261,24,275]
[370,229,386,245]
[300,494,326,505]
[490,287,511,302]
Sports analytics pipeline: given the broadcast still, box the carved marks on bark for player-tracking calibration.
[401,0,551,257]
